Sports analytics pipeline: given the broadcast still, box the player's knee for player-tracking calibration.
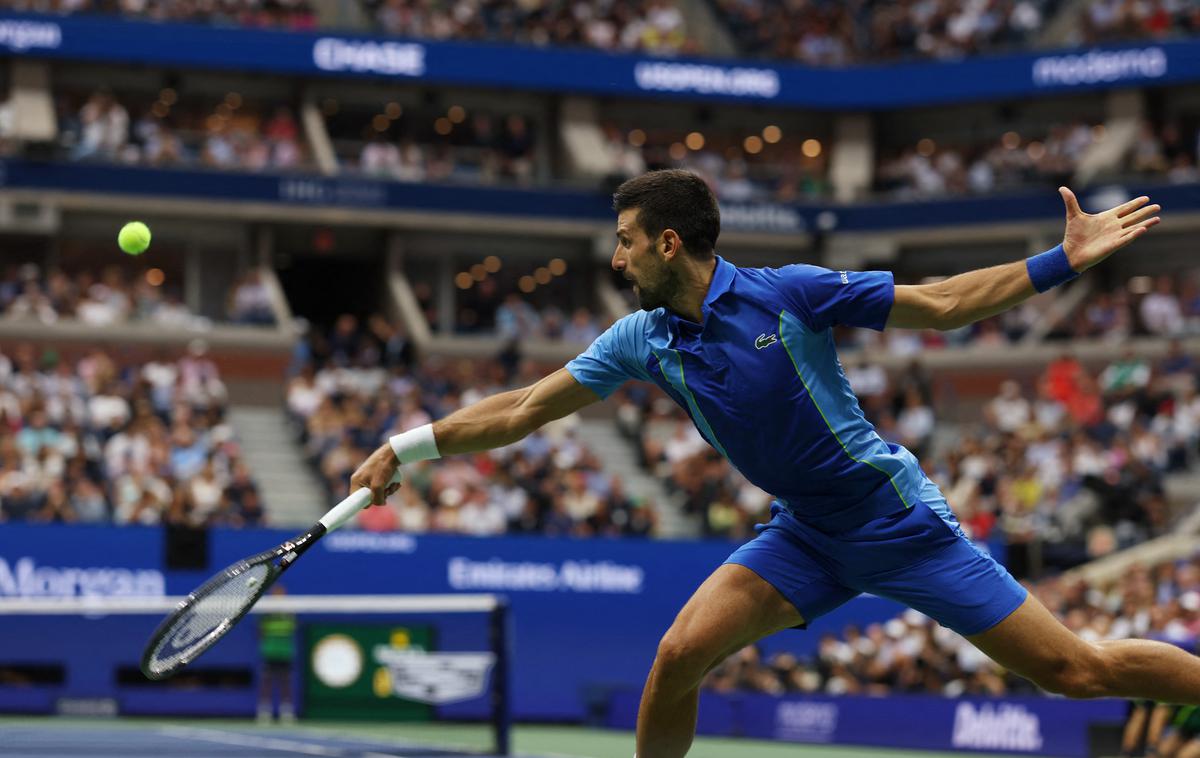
[653,629,711,681]
[1033,645,1113,699]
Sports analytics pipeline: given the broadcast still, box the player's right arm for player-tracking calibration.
[350,312,651,505]
[434,368,598,455]
[350,369,599,504]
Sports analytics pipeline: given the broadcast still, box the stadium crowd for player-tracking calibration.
[339,109,537,186]
[0,342,265,527]
[14,0,318,30]
[44,87,1198,202]
[700,0,1196,65]
[0,264,199,327]
[875,121,1103,199]
[703,554,1200,697]
[370,0,697,56]
[605,123,829,202]
[20,0,1200,64]
[0,263,277,326]
[23,0,695,56]
[877,119,1200,200]
[451,287,604,341]
[286,313,656,536]
[1080,0,1200,45]
[709,0,1063,65]
[61,89,308,173]
[1058,273,1200,342]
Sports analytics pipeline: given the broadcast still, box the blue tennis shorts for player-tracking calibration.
[725,481,1027,637]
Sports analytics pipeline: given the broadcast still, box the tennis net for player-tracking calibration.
[0,593,511,756]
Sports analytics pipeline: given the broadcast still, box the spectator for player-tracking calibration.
[70,91,129,162]
[228,271,276,325]
[1141,276,1185,336]
[986,380,1031,433]
[360,134,402,178]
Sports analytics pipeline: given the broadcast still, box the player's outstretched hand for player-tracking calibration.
[349,443,402,507]
[1060,186,1161,273]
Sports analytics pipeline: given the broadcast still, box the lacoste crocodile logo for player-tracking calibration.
[755,333,778,350]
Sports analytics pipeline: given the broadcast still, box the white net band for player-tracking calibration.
[0,594,503,615]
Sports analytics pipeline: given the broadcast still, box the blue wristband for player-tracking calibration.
[1025,244,1078,293]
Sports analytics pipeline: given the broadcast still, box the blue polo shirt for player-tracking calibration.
[566,255,929,531]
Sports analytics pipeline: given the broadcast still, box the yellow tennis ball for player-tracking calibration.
[118,221,151,256]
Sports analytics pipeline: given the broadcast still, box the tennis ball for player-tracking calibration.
[118,221,151,256]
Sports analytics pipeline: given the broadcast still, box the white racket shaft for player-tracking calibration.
[318,470,403,532]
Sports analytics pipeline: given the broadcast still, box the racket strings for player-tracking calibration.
[144,562,272,677]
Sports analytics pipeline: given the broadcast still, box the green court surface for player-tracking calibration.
[0,716,1043,758]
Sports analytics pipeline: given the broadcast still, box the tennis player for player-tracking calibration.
[351,170,1199,757]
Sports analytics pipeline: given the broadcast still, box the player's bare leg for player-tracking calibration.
[636,564,803,758]
[969,594,1200,703]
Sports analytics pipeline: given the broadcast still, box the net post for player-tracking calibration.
[489,596,511,756]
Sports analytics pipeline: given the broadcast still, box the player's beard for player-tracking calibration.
[632,257,682,312]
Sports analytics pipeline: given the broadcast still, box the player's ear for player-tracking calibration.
[660,229,681,261]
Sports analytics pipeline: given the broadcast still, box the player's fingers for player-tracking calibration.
[1114,195,1152,218]
[370,481,389,506]
[1128,217,1161,236]
[385,481,401,497]
[1059,186,1083,218]
[1117,219,1159,246]
[349,473,369,500]
[1121,204,1161,228]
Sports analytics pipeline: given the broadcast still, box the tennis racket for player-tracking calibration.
[140,475,400,680]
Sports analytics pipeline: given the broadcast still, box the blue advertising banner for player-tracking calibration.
[608,690,1128,757]
[3,158,1198,235]
[2,13,1200,109]
[0,524,909,720]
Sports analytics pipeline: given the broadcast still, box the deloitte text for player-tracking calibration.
[447,557,643,594]
[634,62,780,99]
[0,556,164,598]
[775,701,838,742]
[952,702,1043,752]
[323,531,417,554]
[0,20,61,51]
[721,203,804,233]
[313,37,425,77]
[1033,47,1166,87]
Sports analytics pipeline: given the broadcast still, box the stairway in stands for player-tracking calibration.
[575,418,696,538]
[228,405,327,526]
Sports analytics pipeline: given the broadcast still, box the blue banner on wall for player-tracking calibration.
[3,159,1198,235]
[2,13,1200,109]
[0,524,910,720]
[608,690,1127,757]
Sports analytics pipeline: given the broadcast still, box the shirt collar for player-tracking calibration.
[702,255,736,315]
[665,255,735,331]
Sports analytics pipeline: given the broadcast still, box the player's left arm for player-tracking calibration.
[887,188,1161,331]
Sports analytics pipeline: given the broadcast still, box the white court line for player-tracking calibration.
[159,726,350,756]
[160,723,591,758]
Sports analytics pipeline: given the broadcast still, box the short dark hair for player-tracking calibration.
[612,169,720,258]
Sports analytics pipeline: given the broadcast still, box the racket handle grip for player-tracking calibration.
[318,471,403,533]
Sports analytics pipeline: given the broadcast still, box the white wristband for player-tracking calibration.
[389,423,441,465]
